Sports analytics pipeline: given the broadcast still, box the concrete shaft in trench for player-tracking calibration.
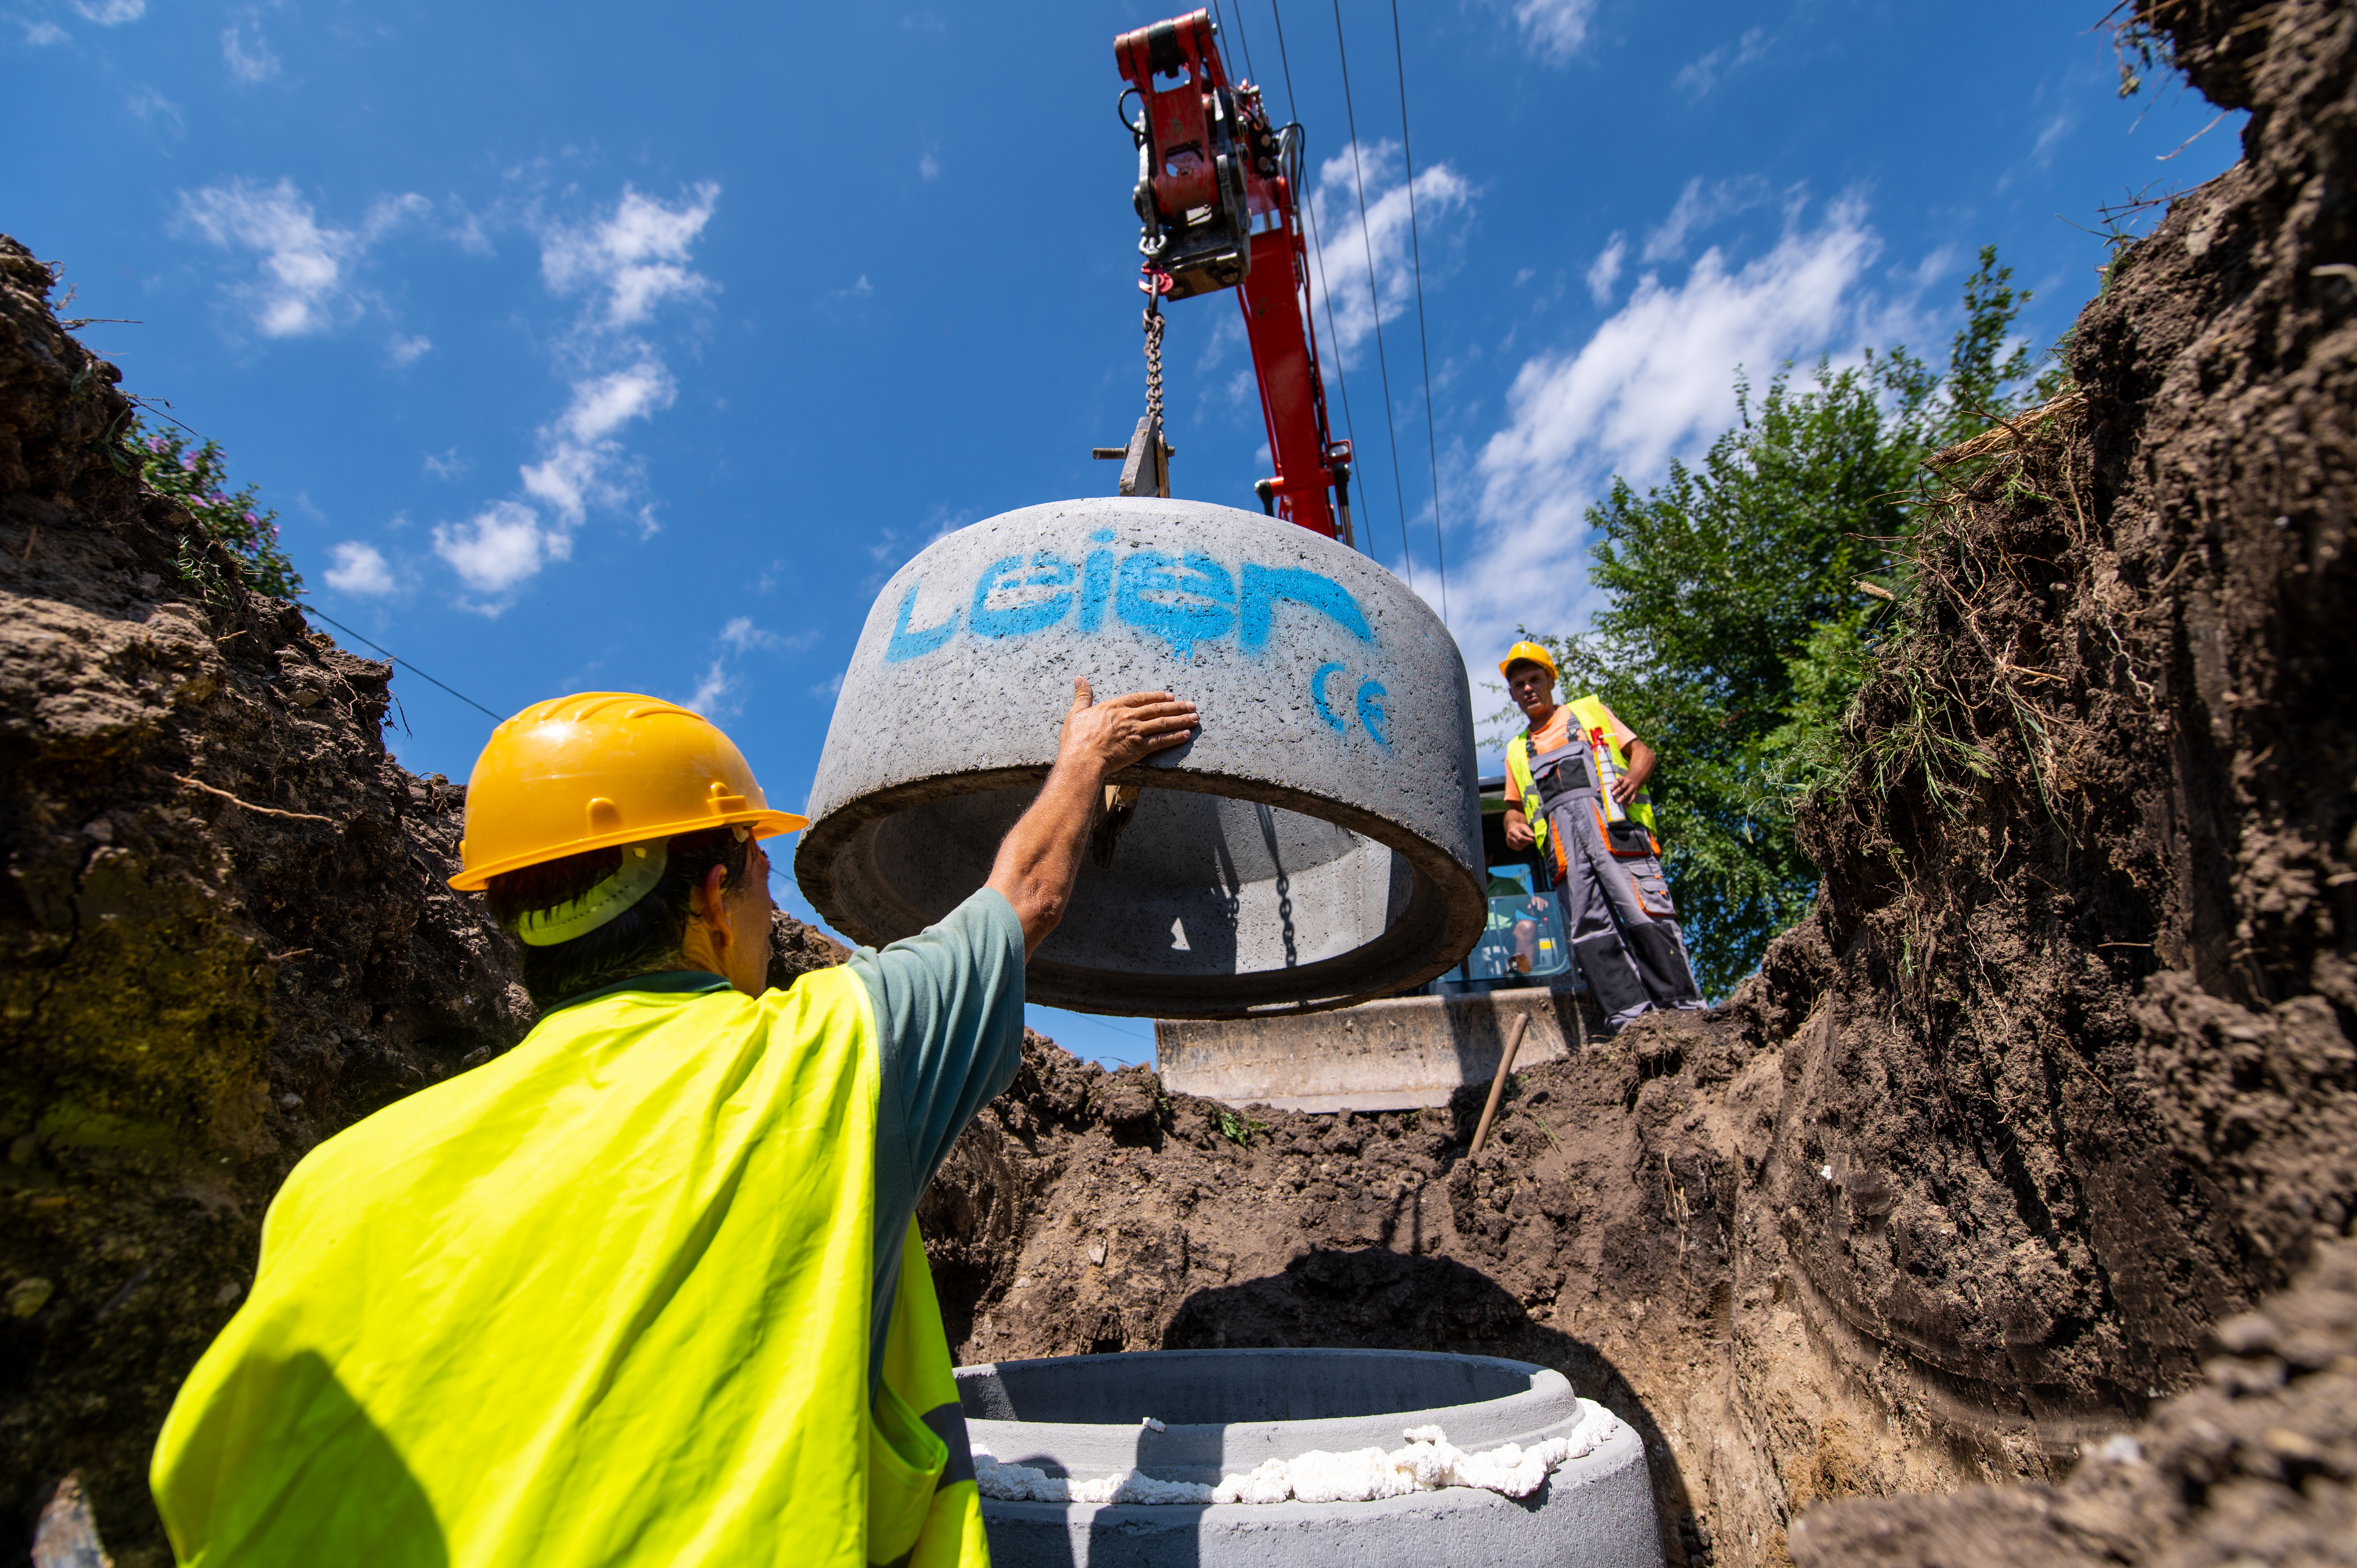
[795,498,1485,1017]
[959,1348,1664,1568]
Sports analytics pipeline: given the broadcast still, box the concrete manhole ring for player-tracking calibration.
[796,498,1486,1018]
[956,1347,1664,1567]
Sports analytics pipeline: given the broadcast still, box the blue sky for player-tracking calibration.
[6,0,2239,1066]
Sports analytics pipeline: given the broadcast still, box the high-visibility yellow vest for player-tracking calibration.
[1505,695,1658,853]
[150,968,988,1568]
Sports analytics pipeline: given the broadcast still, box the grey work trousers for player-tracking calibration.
[1530,747,1706,1029]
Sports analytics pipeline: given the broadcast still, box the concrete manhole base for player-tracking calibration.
[796,499,1486,1017]
[956,1347,1665,1568]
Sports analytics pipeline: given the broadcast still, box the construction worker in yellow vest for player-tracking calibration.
[149,680,1198,1568]
[1497,641,1705,1030]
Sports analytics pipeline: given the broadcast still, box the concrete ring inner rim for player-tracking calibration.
[795,763,1485,1018]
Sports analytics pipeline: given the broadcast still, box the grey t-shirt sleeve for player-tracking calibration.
[849,885,1028,1187]
[844,886,1027,1385]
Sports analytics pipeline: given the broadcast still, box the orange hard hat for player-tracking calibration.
[447,692,807,891]
[1498,640,1558,682]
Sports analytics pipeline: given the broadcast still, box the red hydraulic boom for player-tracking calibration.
[1115,10,1355,543]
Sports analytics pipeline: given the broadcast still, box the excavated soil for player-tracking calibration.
[4,0,2351,1561]
[1787,1238,2357,1568]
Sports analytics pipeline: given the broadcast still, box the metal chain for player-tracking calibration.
[1142,295,1165,433]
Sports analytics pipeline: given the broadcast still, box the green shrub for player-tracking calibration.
[127,420,304,600]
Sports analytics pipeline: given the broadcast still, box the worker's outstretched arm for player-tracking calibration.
[988,679,1198,958]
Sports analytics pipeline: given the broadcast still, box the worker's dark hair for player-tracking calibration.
[1504,659,1551,679]
[483,826,752,1008]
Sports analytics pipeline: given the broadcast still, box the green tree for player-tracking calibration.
[1520,248,2056,995]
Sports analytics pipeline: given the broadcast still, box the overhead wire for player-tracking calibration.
[1226,0,1262,85]
[1269,0,1400,576]
[296,600,505,722]
[1329,0,1415,580]
[1389,0,1448,625]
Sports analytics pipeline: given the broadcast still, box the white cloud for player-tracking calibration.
[174,180,427,338]
[720,616,820,653]
[127,87,182,131]
[1306,139,1471,369]
[821,274,875,318]
[682,616,822,716]
[221,16,279,82]
[1449,196,1884,683]
[385,333,431,367]
[322,540,396,596]
[433,500,566,601]
[518,361,675,523]
[1674,28,1767,99]
[414,182,720,604]
[686,660,733,715]
[25,20,69,44]
[540,182,719,331]
[1508,0,1596,62]
[70,0,142,22]
[1642,175,1771,263]
[2032,112,2073,164]
[919,154,940,181]
[423,448,466,480]
[1585,233,1625,306]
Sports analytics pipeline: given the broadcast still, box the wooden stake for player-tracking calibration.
[1468,1012,1533,1155]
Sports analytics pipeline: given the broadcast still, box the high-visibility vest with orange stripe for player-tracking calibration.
[1505,694,1659,867]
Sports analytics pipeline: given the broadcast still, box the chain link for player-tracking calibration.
[1142,295,1166,434]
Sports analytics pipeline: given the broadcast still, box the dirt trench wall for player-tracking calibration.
[0,235,539,1560]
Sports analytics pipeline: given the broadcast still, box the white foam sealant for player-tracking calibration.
[972,1410,1620,1507]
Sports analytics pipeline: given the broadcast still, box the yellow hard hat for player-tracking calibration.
[1498,640,1558,682]
[447,692,807,891]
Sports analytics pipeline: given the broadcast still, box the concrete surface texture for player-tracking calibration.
[958,1348,1664,1567]
[796,498,1486,1017]
[1155,985,1603,1113]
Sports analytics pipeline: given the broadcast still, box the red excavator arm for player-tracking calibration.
[1116,10,1355,543]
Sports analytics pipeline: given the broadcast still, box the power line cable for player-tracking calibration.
[296,600,505,722]
[1269,0,1394,573]
[1265,0,1300,120]
[1300,163,1389,569]
[1227,0,1262,86]
[1389,0,1448,625]
[1330,0,1415,579]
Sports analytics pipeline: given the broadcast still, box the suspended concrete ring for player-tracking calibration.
[795,498,1485,1019]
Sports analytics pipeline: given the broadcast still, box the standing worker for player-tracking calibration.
[1497,641,1705,1029]
[150,679,1197,1568]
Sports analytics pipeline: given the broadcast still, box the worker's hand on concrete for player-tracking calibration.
[1058,678,1198,780]
[1503,810,1535,851]
[987,680,1201,961]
